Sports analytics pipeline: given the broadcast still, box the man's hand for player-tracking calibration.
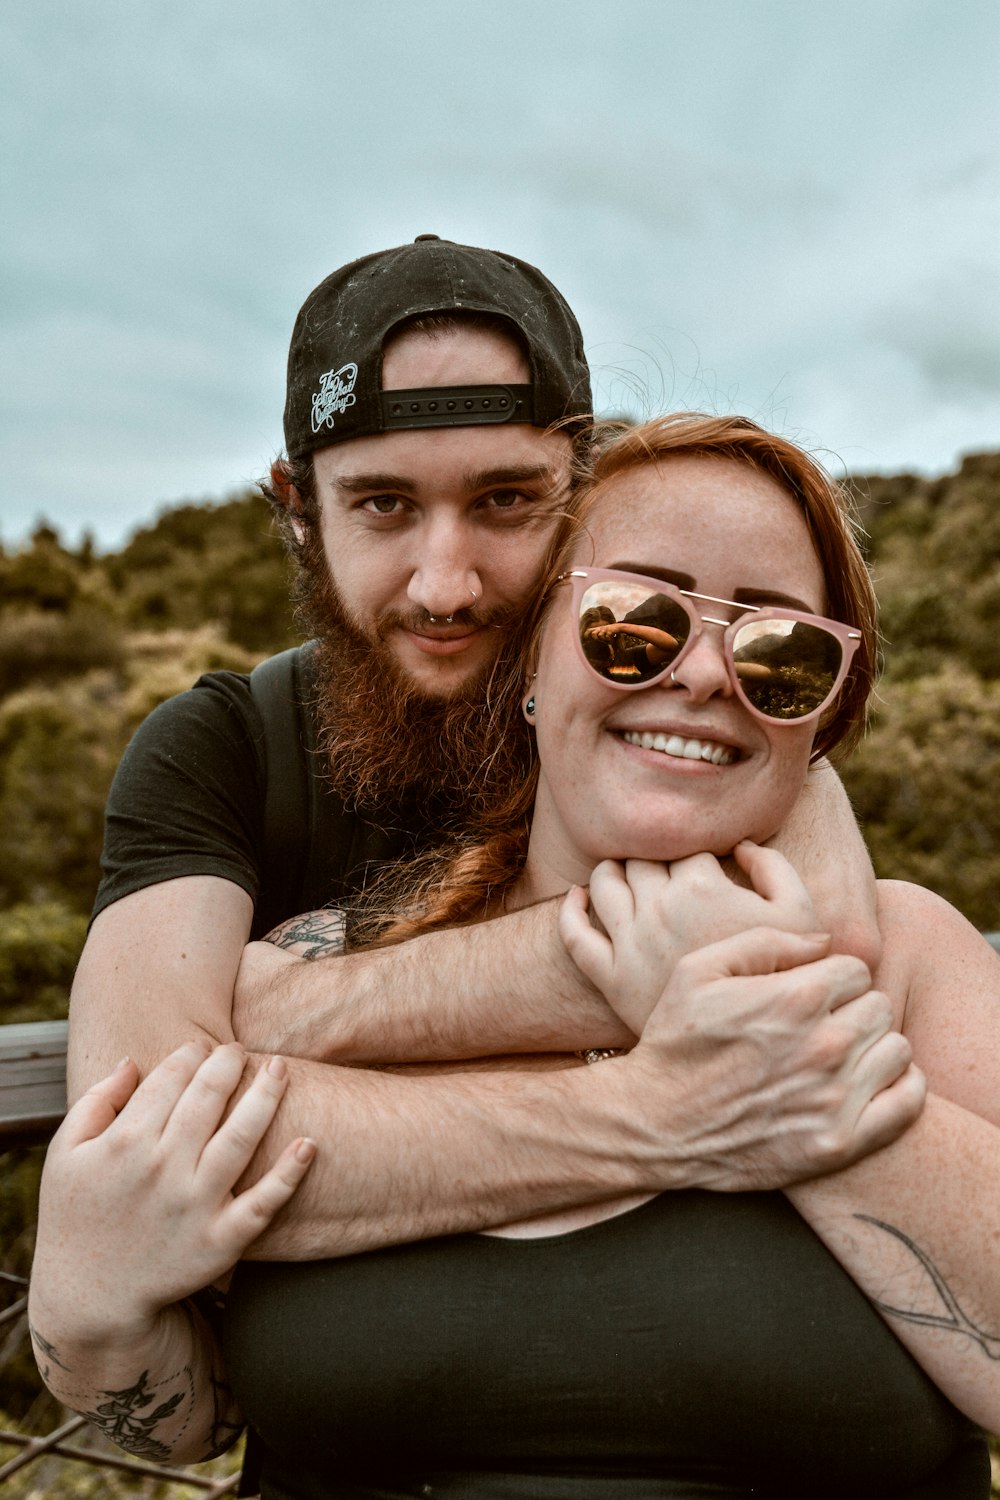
[616,926,924,1191]
[561,844,816,1033]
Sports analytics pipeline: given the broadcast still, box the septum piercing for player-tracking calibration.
[428,587,478,626]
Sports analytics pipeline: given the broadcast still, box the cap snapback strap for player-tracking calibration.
[381,384,535,430]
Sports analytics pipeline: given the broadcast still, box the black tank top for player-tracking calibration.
[224,1191,988,1499]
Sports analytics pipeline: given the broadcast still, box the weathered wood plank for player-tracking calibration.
[0,1020,68,1142]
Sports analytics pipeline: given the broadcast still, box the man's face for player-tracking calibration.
[310,325,575,698]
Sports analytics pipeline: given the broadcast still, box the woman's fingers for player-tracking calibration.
[196,1054,291,1191]
[55,1057,141,1148]
[119,1039,215,1140]
[157,1042,249,1158]
[221,1136,317,1248]
[587,860,635,935]
[559,885,613,988]
[729,842,816,920]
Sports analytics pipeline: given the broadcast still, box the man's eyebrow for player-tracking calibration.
[463,463,561,492]
[331,472,418,495]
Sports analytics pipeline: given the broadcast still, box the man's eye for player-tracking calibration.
[484,490,525,510]
[363,495,402,515]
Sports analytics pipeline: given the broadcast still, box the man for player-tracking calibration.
[68,237,919,1259]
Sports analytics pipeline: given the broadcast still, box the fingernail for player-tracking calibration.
[295,1137,317,1163]
[114,1056,131,1073]
[804,931,831,943]
[267,1055,287,1079]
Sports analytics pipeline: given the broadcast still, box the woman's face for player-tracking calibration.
[524,454,828,895]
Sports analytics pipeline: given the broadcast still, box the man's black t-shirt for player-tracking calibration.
[94,668,432,937]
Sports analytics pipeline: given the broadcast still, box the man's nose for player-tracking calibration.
[406,518,483,617]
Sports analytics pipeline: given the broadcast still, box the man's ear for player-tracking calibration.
[269,460,307,543]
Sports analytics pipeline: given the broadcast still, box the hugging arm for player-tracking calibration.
[766,759,882,970]
[67,864,919,1262]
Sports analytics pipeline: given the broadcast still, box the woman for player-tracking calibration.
[31,416,999,1495]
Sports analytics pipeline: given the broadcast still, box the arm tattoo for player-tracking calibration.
[30,1322,242,1462]
[264,908,346,959]
[855,1213,1000,1359]
[80,1369,190,1461]
[29,1320,70,1373]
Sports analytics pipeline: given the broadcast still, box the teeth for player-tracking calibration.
[622,730,736,765]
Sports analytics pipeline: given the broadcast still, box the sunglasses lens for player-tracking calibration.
[579,581,690,684]
[731,619,843,720]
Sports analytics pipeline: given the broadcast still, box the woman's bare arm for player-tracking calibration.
[786,882,1000,1431]
[29,1045,314,1463]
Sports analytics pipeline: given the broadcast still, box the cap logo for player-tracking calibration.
[311,363,359,434]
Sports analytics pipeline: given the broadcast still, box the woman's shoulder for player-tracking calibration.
[875,879,1000,1114]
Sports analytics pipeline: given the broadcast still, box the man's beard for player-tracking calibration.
[295,535,533,826]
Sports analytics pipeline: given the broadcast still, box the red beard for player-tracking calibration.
[294,531,533,825]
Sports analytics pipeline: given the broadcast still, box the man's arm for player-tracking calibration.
[233,760,879,1064]
[69,876,630,1090]
[69,882,921,1260]
[766,759,881,970]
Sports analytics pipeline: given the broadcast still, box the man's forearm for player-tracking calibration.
[235,900,633,1062]
[767,760,881,969]
[237,1053,641,1257]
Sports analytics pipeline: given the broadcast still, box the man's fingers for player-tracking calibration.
[845,1014,913,1095]
[680,926,840,985]
[223,1137,317,1246]
[197,1054,290,1189]
[56,1058,140,1148]
[841,1063,927,1162]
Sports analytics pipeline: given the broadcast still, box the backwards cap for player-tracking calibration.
[283,235,592,459]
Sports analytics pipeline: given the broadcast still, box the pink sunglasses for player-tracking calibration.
[555,567,861,726]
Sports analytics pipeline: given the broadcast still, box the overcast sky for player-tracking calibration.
[3,0,998,550]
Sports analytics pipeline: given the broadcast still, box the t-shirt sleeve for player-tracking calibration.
[92,671,266,923]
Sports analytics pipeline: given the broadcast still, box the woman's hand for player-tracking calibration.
[560,842,818,1032]
[30,1042,315,1346]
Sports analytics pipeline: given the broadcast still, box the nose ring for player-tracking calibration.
[428,587,477,626]
[670,670,678,684]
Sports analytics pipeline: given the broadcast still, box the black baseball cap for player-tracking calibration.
[283,235,592,459]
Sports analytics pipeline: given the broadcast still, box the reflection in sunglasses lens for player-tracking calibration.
[732,620,842,719]
[580,583,690,684]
